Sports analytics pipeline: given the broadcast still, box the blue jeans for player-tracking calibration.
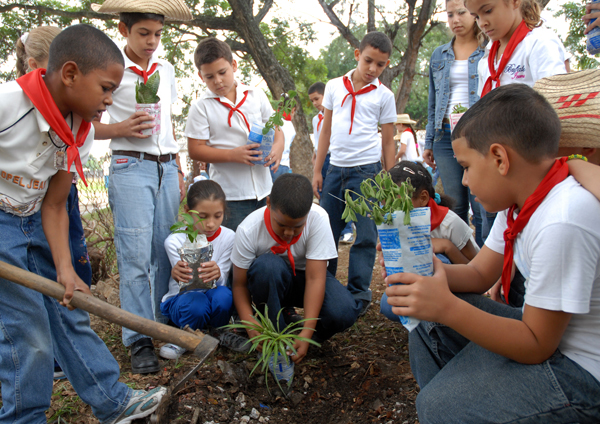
[433,127,483,247]
[0,210,131,424]
[270,164,291,182]
[109,155,180,346]
[410,294,600,423]
[246,253,360,340]
[319,154,352,237]
[160,286,233,330]
[320,163,382,303]
[68,183,92,287]
[224,198,266,232]
[479,204,497,243]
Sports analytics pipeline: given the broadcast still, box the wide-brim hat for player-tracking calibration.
[395,114,416,125]
[534,70,600,148]
[91,0,193,21]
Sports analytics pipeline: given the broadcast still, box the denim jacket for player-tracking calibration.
[424,39,485,150]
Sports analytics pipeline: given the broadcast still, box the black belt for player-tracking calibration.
[112,150,175,163]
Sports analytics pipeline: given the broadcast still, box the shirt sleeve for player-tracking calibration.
[258,89,274,124]
[214,231,235,287]
[484,209,508,254]
[164,234,183,268]
[305,211,338,261]
[441,212,474,251]
[169,63,178,104]
[184,99,210,140]
[400,132,412,146]
[378,90,398,125]
[230,225,258,270]
[323,81,334,111]
[529,30,567,82]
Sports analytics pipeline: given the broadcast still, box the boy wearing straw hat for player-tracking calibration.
[91,0,193,374]
[394,113,419,163]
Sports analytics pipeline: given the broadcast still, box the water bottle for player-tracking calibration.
[587,0,600,55]
[267,352,294,387]
[247,122,275,166]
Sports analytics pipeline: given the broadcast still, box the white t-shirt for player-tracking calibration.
[161,227,235,302]
[432,209,478,253]
[485,177,600,382]
[323,69,397,167]
[477,26,566,97]
[231,204,338,271]
[185,82,274,201]
[398,130,420,162]
[0,81,93,216]
[106,50,179,155]
[280,120,295,168]
[445,60,470,118]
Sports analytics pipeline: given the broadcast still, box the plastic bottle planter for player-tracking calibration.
[449,112,464,132]
[267,351,294,392]
[377,208,434,332]
[177,242,214,292]
[135,102,161,136]
[247,122,275,166]
[587,0,600,54]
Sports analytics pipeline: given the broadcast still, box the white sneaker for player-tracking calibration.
[159,343,186,360]
[340,232,354,244]
[109,386,166,424]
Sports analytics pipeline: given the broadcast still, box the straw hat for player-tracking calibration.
[395,114,416,125]
[91,0,193,21]
[534,70,600,148]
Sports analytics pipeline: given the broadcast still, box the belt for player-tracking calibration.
[442,118,451,124]
[112,150,175,163]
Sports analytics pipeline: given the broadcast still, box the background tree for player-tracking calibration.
[553,0,600,69]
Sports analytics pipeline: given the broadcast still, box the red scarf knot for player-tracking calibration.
[282,112,292,121]
[501,157,569,302]
[317,113,324,132]
[264,208,302,275]
[129,62,158,84]
[427,198,449,231]
[207,227,222,242]
[16,69,91,186]
[341,76,378,134]
[214,90,250,132]
[481,20,532,97]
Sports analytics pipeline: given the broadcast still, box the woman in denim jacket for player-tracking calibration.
[423,0,488,246]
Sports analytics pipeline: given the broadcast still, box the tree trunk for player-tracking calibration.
[368,0,376,33]
[228,0,313,179]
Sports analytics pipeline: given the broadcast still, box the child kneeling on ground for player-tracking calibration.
[231,173,361,363]
[385,84,600,422]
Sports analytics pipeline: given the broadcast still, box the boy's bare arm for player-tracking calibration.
[267,127,285,172]
[568,159,600,202]
[187,137,261,165]
[92,111,154,140]
[292,259,326,363]
[386,257,572,364]
[41,171,91,308]
[231,265,261,336]
[312,108,332,198]
[443,245,504,293]
[380,123,395,171]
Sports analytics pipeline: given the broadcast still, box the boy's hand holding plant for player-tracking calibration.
[172,260,192,283]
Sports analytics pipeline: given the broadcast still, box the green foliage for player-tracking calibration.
[554,0,600,69]
[451,104,468,114]
[342,171,415,226]
[135,72,161,104]
[224,305,320,395]
[263,90,297,134]
[169,210,202,244]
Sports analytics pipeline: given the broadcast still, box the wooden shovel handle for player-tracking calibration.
[0,260,205,352]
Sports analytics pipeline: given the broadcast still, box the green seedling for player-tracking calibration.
[451,103,468,114]
[169,210,203,244]
[262,90,297,134]
[135,72,161,104]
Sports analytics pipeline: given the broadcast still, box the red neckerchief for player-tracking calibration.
[264,207,302,275]
[342,75,378,134]
[282,112,292,121]
[207,227,222,242]
[129,62,158,84]
[403,127,419,156]
[16,69,90,186]
[427,198,449,231]
[481,20,531,97]
[214,90,250,132]
[317,112,324,132]
[502,157,569,300]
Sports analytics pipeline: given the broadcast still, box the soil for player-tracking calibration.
[7,243,420,423]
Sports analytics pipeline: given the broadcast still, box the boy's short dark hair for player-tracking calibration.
[452,84,561,163]
[119,12,165,30]
[308,82,326,96]
[194,38,233,70]
[46,24,124,75]
[359,31,393,55]
[269,174,313,219]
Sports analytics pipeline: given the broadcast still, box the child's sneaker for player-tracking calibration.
[109,386,166,424]
[215,330,252,353]
[53,360,66,380]
[159,343,186,360]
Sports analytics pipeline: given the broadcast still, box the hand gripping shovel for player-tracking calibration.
[0,260,219,423]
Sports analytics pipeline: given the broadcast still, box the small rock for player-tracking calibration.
[240,416,250,424]
[249,408,260,420]
[303,375,313,384]
[289,391,305,406]
[235,393,246,404]
[258,418,266,423]
[372,398,384,413]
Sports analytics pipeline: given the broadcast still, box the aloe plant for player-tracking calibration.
[135,72,161,104]
[169,210,202,244]
[262,90,297,135]
[342,171,415,226]
[451,103,468,114]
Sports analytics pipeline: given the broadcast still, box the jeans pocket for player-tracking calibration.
[113,226,140,263]
[111,157,140,175]
[355,162,382,179]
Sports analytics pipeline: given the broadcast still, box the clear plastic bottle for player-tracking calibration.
[247,122,275,166]
[267,351,294,387]
[587,0,600,55]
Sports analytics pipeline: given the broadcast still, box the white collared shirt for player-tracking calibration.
[105,49,179,155]
[280,120,295,168]
[231,204,338,271]
[185,82,274,201]
[0,81,93,216]
[323,69,397,167]
[477,26,567,97]
[312,111,324,151]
